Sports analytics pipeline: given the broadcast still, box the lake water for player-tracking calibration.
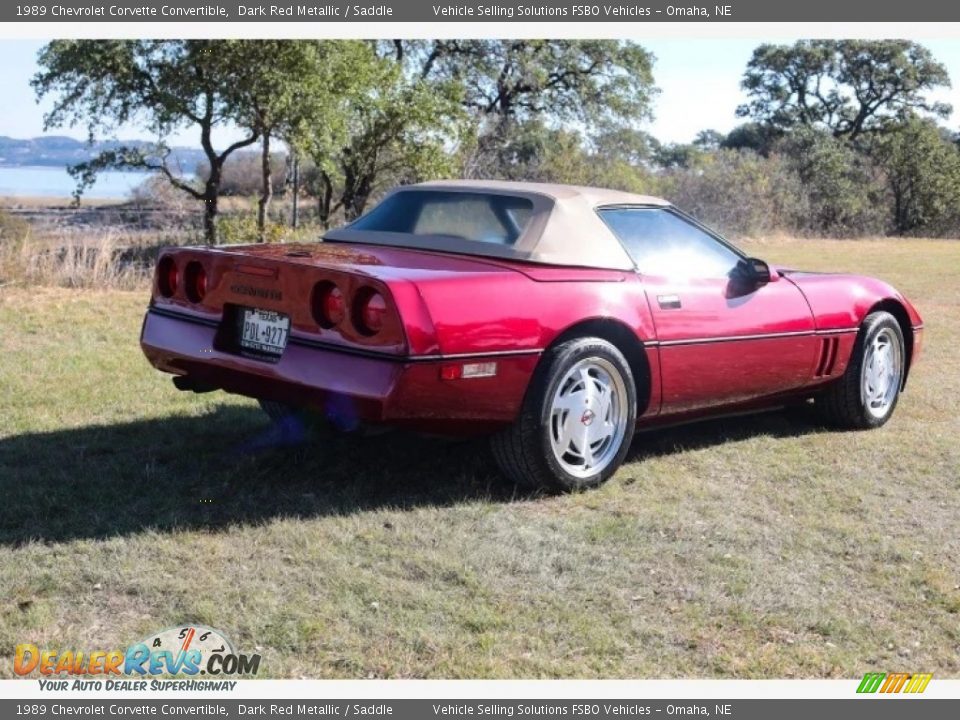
[0,165,151,200]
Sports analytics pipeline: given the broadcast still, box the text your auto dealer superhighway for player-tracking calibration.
[48,4,229,17]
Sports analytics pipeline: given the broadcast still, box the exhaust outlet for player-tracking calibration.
[172,376,218,394]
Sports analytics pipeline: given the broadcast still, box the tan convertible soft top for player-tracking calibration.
[324,179,672,271]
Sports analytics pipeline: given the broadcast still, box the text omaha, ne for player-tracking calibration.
[431,5,728,18]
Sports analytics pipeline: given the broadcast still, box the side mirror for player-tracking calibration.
[733,257,777,287]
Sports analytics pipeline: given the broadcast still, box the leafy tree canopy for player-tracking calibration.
[417,40,657,134]
[31,40,368,243]
[33,40,259,242]
[737,40,951,141]
[868,117,960,235]
[307,42,469,224]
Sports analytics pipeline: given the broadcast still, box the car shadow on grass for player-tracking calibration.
[0,403,828,546]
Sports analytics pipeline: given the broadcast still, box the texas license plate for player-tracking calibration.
[238,308,290,357]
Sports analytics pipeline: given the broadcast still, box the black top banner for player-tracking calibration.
[5,0,960,23]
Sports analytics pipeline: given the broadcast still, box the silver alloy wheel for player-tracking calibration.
[549,357,629,478]
[861,327,903,419]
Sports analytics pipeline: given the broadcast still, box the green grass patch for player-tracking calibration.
[0,238,959,678]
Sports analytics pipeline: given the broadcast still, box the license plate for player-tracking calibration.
[238,308,290,357]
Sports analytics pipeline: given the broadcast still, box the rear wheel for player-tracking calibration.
[491,337,637,492]
[817,311,905,429]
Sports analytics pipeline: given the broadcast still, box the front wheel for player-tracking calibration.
[491,337,637,492]
[816,311,905,429]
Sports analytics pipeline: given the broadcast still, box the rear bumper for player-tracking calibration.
[140,309,537,431]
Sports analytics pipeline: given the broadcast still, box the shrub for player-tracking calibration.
[776,128,888,236]
[0,209,29,247]
[217,213,285,245]
[869,118,960,236]
[657,149,809,238]
[197,152,288,197]
[1,231,150,290]
[0,210,31,284]
[129,173,196,210]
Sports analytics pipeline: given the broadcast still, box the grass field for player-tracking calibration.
[0,237,958,679]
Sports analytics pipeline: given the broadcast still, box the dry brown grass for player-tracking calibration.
[0,195,114,209]
[0,195,257,211]
[1,231,152,290]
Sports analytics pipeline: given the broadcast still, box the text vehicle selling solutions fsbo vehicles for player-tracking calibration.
[141,180,923,491]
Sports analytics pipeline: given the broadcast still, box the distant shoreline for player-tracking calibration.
[0,195,123,208]
[0,161,151,169]
[0,135,206,171]
[0,165,148,201]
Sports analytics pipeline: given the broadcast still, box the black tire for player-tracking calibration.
[491,337,637,492]
[816,311,905,429]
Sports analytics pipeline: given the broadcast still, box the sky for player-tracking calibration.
[3,38,960,148]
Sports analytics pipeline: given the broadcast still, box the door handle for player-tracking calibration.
[657,294,682,309]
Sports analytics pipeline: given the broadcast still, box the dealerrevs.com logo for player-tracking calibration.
[14,625,261,685]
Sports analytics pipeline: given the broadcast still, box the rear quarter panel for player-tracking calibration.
[398,269,662,418]
[405,270,657,356]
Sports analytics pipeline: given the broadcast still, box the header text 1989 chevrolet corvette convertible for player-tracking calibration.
[141,180,923,491]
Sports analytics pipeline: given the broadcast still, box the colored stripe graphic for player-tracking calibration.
[857,672,932,694]
[857,673,886,693]
[904,674,933,694]
[880,673,910,693]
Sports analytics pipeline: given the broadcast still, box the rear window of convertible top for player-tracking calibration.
[350,190,534,246]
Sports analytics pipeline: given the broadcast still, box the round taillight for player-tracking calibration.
[185,261,207,303]
[354,288,387,336]
[157,256,178,298]
[312,281,345,328]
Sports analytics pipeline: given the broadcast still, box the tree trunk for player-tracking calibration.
[203,166,221,246]
[290,154,300,229]
[343,173,373,221]
[198,94,222,246]
[893,183,904,235]
[257,131,273,243]
[318,171,334,229]
[340,158,374,222]
[194,89,258,246]
[203,198,217,245]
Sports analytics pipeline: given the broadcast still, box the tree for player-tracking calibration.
[721,122,782,155]
[658,149,808,238]
[693,129,725,151]
[775,127,887,235]
[424,40,655,127]
[305,42,468,226]
[32,40,261,244]
[870,118,960,235]
[529,126,656,194]
[738,40,951,141]
[652,141,708,170]
[219,40,369,241]
[591,127,658,166]
[417,40,656,177]
[196,151,286,196]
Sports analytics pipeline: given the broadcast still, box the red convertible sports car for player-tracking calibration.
[141,180,923,491]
